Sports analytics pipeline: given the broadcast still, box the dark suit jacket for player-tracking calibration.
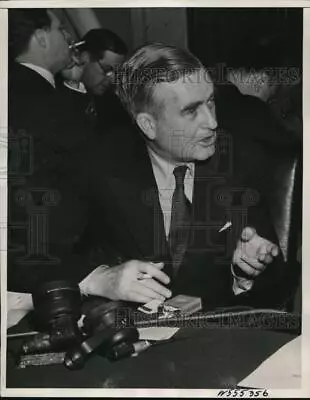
[55,78,97,132]
[215,81,301,150]
[81,124,297,311]
[8,63,92,292]
[94,88,132,134]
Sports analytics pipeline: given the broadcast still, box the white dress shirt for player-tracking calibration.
[148,147,195,237]
[63,80,87,94]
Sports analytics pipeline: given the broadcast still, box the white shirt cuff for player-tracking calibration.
[7,291,34,329]
[79,264,110,296]
[6,265,111,329]
[231,264,254,295]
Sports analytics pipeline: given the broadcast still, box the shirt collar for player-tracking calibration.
[20,63,56,88]
[63,80,87,94]
[147,146,195,189]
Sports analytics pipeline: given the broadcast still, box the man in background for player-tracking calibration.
[8,9,91,292]
[58,28,131,132]
[214,35,302,148]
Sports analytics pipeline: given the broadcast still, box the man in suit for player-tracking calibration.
[78,44,296,310]
[57,28,131,134]
[214,35,302,149]
[8,9,92,292]
[80,28,131,132]
[79,29,127,97]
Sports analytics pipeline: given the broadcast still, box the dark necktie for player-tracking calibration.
[168,165,192,277]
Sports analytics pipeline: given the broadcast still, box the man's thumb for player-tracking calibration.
[150,262,164,269]
[241,227,256,242]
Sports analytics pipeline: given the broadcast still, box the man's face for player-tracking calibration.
[45,11,71,73]
[61,50,85,82]
[81,50,124,96]
[61,63,85,82]
[260,76,278,102]
[150,69,218,163]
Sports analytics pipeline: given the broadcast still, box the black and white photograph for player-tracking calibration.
[0,1,309,397]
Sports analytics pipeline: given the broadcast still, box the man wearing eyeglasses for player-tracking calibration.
[59,28,131,132]
[78,28,127,96]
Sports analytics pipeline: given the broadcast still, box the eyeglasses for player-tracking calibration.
[96,61,114,78]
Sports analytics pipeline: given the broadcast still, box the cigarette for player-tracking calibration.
[7,331,38,339]
[219,221,232,233]
[138,261,163,280]
[69,40,86,49]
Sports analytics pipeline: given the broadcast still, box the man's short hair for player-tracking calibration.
[117,43,204,118]
[226,34,288,73]
[80,28,127,61]
[8,9,51,60]
[224,34,302,86]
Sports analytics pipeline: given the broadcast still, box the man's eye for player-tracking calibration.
[187,107,197,116]
[207,96,215,107]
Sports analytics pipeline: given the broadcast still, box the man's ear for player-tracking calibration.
[136,112,157,140]
[33,29,48,49]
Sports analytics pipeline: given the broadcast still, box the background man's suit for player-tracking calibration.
[8,63,92,292]
[215,81,301,150]
[81,124,297,310]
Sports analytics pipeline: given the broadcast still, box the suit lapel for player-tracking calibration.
[108,132,168,260]
[10,63,56,95]
[188,133,248,264]
[101,130,240,270]
[186,137,238,262]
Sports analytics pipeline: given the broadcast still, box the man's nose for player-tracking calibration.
[201,103,218,130]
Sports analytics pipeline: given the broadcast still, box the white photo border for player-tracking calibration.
[1,1,309,398]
